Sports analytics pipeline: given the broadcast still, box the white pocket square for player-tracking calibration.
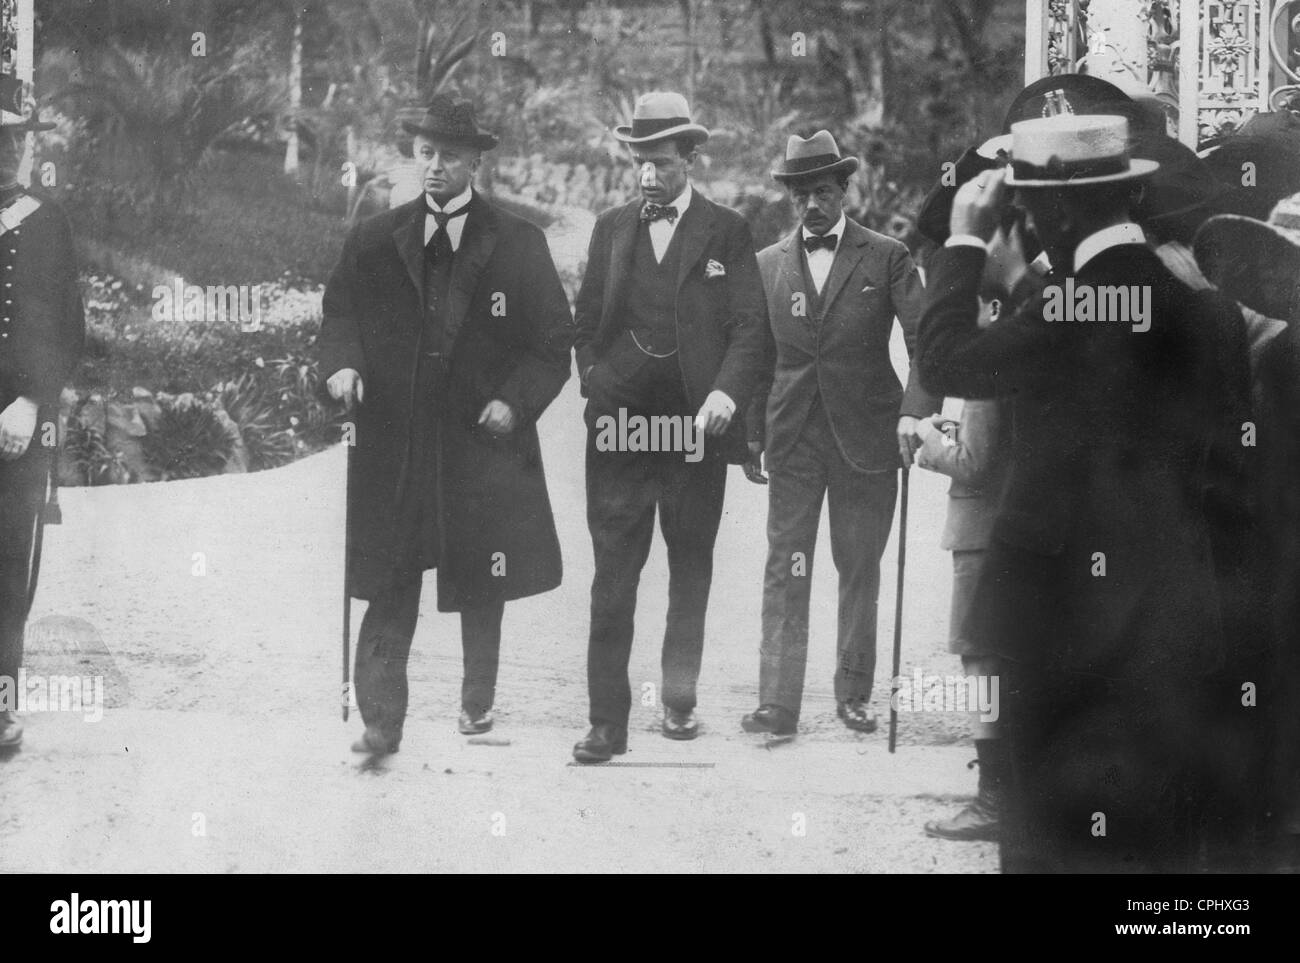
[861,283,879,292]
[705,259,726,279]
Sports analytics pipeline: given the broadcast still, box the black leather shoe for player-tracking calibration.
[837,699,878,733]
[0,711,22,749]
[458,708,494,735]
[662,708,699,740]
[351,726,400,755]
[573,724,628,763]
[741,704,797,735]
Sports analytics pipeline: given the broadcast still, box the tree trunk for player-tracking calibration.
[284,5,302,178]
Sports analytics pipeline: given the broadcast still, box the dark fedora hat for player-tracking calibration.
[771,130,859,182]
[400,94,498,150]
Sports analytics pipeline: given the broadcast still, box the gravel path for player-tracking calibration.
[0,329,997,873]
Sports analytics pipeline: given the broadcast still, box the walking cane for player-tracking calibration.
[888,464,909,753]
[341,424,353,722]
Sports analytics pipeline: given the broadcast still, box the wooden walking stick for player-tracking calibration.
[888,465,909,753]
[341,427,353,722]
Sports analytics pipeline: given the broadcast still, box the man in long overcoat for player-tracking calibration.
[0,104,85,751]
[320,96,573,753]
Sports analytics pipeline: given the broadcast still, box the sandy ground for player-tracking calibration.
[0,329,998,873]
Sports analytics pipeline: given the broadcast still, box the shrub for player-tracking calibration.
[140,395,235,481]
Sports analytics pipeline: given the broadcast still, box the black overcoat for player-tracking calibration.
[319,192,573,608]
[918,241,1254,870]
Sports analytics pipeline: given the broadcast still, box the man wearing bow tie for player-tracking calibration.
[740,131,937,737]
[321,95,572,754]
[571,92,767,762]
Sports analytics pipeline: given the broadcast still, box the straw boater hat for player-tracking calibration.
[1002,114,1159,187]
[613,91,709,146]
[0,76,55,132]
[400,94,498,151]
[771,130,859,182]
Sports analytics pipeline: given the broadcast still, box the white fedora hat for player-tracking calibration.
[1004,114,1158,187]
[613,91,709,146]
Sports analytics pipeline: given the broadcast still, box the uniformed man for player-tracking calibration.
[0,99,85,751]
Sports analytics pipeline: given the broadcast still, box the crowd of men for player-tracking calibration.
[3,72,1299,873]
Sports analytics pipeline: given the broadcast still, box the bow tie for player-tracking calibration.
[427,205,469,230]
[640,202,679,224]
[803,233,838,253]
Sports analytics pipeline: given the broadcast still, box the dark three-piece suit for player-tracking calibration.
[573,190,767,728]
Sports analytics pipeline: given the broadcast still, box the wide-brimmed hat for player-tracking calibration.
[1202,111,1300,220]
[771,130,860,182]
[1194,191,1300,305]
[400,94,498,150]
[1004,114,1159,187]
[0,76,55,132]
[613,91,709,146]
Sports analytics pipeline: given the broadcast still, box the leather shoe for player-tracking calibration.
[350,725,399,755]
[0,711,22,749]
[662,708,698,740]
[838,699,878,733]
[573,723,628,763]
[458,708,494,735]
[741,704,797,735]
[924,796,1000,841]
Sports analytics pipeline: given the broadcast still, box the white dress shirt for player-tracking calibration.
[424,184,473,251]
[801,213,846,295]
[647,182,693,262]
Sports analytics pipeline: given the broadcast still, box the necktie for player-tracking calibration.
[426,205,469,259]
[640,202,678,224]
[803,233,837,253]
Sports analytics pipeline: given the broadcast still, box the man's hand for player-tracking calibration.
[0,396,39,461]
[743,441,767,485]
[897,415,923,467]
[326,368,364,408]
[694,390,735,437]
[478,399,517,436]
[950,167,1008,243]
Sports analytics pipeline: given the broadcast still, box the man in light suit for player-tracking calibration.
[741,131,937,736]
[571,92,768,762]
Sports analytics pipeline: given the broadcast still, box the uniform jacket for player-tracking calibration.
[0,190,84,518]
[320,192,573,607]
[572,191,768,462]
[747,218,938,472]
[0,191,84,413]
